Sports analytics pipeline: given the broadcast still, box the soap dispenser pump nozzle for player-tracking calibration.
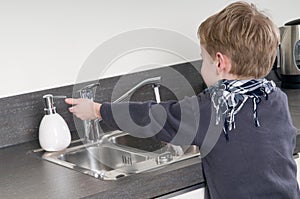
[43,94,56,115]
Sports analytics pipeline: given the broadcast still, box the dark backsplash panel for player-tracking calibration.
[0,60,203,148]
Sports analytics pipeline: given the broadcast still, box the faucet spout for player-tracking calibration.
[152,84,161,103]
[113,76,161,103]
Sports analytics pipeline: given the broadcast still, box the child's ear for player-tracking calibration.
[215,52,231,74]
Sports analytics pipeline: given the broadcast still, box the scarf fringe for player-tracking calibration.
[206,79,275,141]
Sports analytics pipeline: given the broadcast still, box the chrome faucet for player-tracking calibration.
[113,76,161,103]
[112,76,183,156]
[77,83,102,143]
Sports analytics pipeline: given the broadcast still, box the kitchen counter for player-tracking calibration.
[0,141,204,199]
[0,88,299,199]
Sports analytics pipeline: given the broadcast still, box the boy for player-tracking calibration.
[66,2,300,198]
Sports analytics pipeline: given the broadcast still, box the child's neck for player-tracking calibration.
[220,74,256,81]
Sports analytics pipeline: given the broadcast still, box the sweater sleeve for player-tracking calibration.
[100,93,211,146]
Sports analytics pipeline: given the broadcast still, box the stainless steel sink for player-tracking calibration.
[59,144,152,171]
[37,130,200,180]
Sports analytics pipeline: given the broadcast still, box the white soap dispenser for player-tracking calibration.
[39,94,71,151]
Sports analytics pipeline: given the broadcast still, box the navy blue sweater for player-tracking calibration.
[100,87,300,199]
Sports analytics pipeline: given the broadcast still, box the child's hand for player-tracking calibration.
[65,98,102,120]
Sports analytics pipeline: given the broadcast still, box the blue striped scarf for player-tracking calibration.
[205,78,276,140]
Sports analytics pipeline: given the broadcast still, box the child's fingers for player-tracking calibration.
[65,98,73,105]
[68,107,74,113]
[65,98,80,105]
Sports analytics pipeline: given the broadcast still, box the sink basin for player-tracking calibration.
[37,131,200,180]
[109,133,166,152]
[59,144,151,171]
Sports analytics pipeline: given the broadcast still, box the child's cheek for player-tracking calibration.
[201,64,210,86]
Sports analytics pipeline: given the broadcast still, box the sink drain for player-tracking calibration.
[156,152,173,165]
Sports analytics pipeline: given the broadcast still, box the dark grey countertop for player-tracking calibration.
[0,88,299,199]
[0,141,204,199]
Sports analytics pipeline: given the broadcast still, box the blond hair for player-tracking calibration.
[198,1,279,78]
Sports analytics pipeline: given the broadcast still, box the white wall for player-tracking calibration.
[0,0,299,98]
